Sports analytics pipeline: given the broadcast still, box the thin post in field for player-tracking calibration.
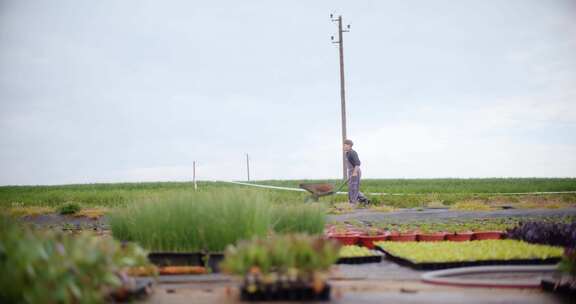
[246,153,250,182]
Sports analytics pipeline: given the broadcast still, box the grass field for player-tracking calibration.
[258,178,576,194]
[0,182,303,209]
[0,178,575,211]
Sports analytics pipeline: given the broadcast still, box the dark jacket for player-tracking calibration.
[346,149,361,167]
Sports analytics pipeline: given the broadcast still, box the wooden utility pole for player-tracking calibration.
[331,14,350,180]
[193,161,197,191]
[246,154,250,181]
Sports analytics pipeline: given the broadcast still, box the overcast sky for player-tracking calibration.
[1,0,575,185]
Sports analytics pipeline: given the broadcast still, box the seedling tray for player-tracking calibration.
[240,283,331,301]
[376,246,561,270]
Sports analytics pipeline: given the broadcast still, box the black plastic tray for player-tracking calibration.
[204,253,225,272]
[148,252,203,267]
[240,283,331,301]
[375,246,561,270]
[337,255,382,264]
[541,277,576,296]
[148,252,226,272]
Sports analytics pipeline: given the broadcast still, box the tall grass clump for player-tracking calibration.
[110,190,328,253]
[109,190,272,252]
[271,203,326,234]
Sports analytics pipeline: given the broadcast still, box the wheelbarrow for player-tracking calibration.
[299,179,349,202]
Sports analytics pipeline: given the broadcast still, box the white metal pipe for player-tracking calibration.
[421,265,557,288]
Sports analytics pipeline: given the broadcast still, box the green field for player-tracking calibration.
[1,178,575,210]
[0,182,303,209]
[257,178,576,194]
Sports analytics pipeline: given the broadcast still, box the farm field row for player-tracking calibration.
[0,182,301,208]
[256,178,576,194]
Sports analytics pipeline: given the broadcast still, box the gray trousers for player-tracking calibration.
[348,169,367,204]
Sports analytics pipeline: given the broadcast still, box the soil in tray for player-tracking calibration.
[376,247,561,270]
[240,283,331,301]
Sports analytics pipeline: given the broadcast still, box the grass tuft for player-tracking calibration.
[109,190,326,252]
[57,202,82,215]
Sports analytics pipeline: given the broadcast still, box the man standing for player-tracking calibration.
[343,139,369,205]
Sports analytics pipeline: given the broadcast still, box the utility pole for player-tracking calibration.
[246,153,250,182]
[331,14,351,180]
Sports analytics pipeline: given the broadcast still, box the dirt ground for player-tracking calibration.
[19,207,576,228]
